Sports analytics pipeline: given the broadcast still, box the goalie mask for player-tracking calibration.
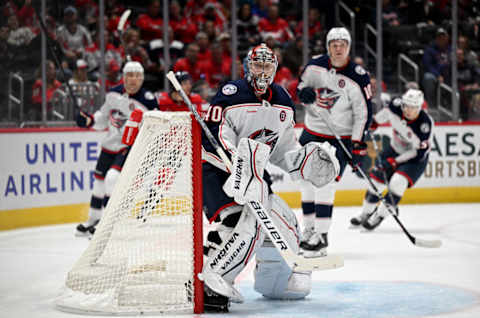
[401,88,424,120]
[246,43,278,95]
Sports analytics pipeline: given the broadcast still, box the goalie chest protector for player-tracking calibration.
[203,78,296,157]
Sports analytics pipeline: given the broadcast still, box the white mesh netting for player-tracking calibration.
[56,111,200,314]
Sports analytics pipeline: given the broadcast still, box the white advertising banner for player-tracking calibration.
[1,124,479,211]
[269,124,480,192]
[1,130,106,210]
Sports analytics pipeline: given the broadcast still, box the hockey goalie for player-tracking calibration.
[180,43,339,311]
[122,44,340,312]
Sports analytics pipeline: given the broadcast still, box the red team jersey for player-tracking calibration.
[156,91,208,117]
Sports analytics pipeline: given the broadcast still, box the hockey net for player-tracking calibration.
[56,111,204,314]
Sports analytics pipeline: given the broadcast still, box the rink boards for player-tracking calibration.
[1,123,479,230]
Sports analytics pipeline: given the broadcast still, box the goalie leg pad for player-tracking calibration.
[254,194,311,299]
[285,142,340,188]
[203,206,265,300]
[254,244,312,299]
[223,138,271,205]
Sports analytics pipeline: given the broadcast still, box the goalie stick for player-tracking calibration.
[314,107,441,248]
[166,71,343,272]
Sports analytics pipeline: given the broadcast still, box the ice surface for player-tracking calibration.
[1,203,479,318]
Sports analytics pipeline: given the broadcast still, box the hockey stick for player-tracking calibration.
[314,108,441,248]
[166,71,343,271]
[117,9,132,62]
[366,130,398,213]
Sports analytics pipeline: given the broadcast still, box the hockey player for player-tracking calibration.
[122,71,209,147]
[75,61,158,236]
[296,27,373,256]
[351,88,434,230]
[156,71,208,115]
[200,43,340,311]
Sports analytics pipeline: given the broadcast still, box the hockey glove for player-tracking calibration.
[298,87,316,104]
[351,141,367,171]
[385,157,398,170]
[285,142,340,188]
[76,110,93,128]
[122,109,144,146]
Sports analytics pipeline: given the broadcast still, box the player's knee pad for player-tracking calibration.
[389,173,409,197]
[314,181,336,204]
[301,180,315,202]
[254,244,311,299]
[104,169,121,196]
[203,205,265,284]
[92,178,105,198]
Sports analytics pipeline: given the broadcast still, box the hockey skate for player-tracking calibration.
[299,226,315,251]
[350,207,377,228]
[300,232,328,258]
[75,219,99,237]
[204,285,230,312]
[362,205,398,231]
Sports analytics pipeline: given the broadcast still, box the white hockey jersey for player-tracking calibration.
[91,84,158,152]
[298,55,373,142]
[375,97,434,163]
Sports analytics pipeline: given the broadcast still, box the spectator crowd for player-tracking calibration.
[0,0,479,123]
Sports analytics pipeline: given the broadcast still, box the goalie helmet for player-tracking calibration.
[246,43,278,95]
[326,27,351,56]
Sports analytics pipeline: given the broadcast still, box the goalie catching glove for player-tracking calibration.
[223,138,271,205]
[285,142,340,188]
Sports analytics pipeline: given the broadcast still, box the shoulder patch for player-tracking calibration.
[355,65,366,75]
[420,123,430,134]
[393,98,402,107]
[222,84,237,95]
[145,91,154,100]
